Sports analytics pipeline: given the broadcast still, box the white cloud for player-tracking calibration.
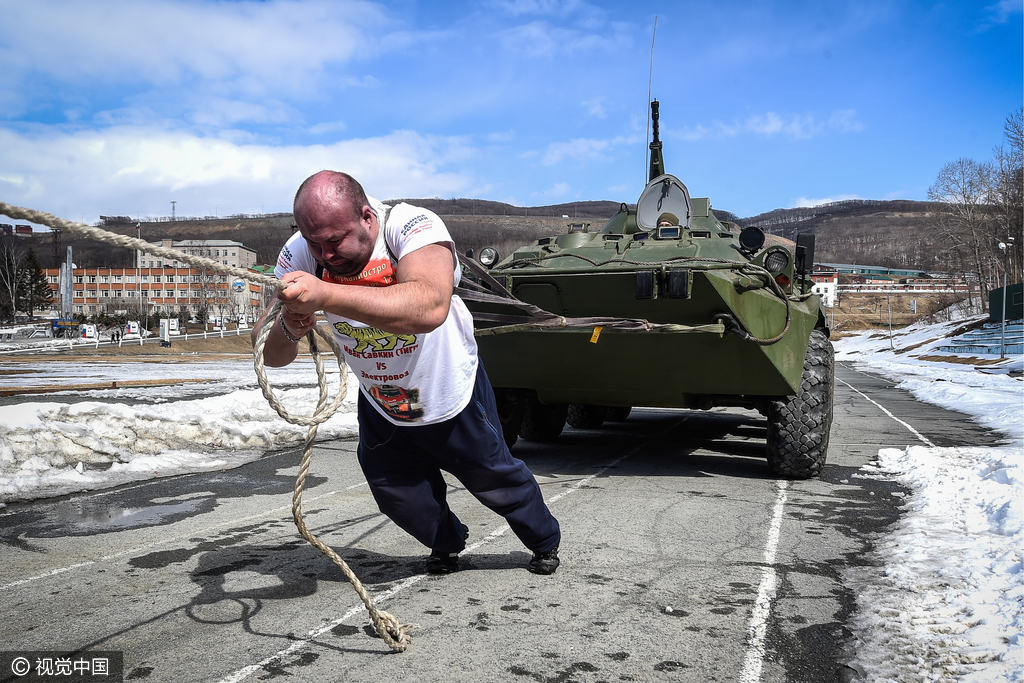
[790,194,862,208]
[496,18,618,58]
[582,97,607,118]
[0,174,27,188]
[91,107,164,128]
[307,121,349,136]
[540,135,633,165]
[188,98,301,128]
[829,109,866,133]
[985,0,1022,23]
[676,110,864,141]
[747,112,821,139]
[498,21,563,58]
[486,130,516,143]
[0,0,387,96]
[533,181,571,199]
[488,0,593,18]
[0,126,475,222]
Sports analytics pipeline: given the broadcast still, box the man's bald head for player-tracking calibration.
[294,170,369,225]
[291,171,378,278]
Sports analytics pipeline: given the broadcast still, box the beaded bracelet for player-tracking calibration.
[279,315,304,343]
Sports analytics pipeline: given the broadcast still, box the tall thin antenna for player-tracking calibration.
[646,16,658,184]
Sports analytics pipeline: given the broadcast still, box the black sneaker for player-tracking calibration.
[426,524,469,575]
[528,546,560,575]
[425,551,459,574]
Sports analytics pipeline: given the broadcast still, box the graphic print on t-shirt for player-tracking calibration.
[331,306,425,422]
[274,198,474,425]
[321,257,395,287]
[368,384,424,421]
[333,321,417,354]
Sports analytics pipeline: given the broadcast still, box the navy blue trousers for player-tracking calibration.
[356,364,561,555]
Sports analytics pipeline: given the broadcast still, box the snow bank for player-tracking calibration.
[835,315,1023,682]
[0,363,359,502]
[848,445,1023,682]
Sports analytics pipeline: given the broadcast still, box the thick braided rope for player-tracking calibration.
[461,250,791,345]
[255,301,413,651]
[0,203,281,290]
[0,202,412,652]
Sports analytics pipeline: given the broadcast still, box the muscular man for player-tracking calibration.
[254,170,561,575]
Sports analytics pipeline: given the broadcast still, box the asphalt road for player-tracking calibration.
[0,363,1000,683]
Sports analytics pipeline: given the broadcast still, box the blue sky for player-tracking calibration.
[0,0,1020,226]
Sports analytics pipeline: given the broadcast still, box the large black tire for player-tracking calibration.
[494,389,526,450]
[766,329,834,479]
[520,397,568,442]
[566,404,608,429]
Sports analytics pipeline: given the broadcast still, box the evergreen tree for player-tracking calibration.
[17,248,53,321]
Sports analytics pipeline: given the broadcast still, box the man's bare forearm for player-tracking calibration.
[251,302,302,367]
[276,244,455,335]
[316,280,451,333]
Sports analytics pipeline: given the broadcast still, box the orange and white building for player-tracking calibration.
[41,238,267,320]
[43,265,264,320]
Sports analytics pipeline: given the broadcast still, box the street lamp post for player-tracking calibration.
[887,287,894,350]
[998,238,1014,358]
[136,223,142,334]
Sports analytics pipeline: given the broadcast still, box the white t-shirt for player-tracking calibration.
[275,198,478,425]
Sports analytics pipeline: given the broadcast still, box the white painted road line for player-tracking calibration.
[836,376,935,447]
[739,480,788,683]
[218,451,638,683]
[0,485,365,592]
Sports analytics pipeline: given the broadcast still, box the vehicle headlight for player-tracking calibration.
[739,226,765,254]
[763,249,790,274]
[479,247,499,267]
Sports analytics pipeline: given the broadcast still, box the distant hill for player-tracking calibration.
[739,199,943,272]
[38,197,941,274]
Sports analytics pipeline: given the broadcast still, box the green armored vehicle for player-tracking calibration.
[459,101,834,479]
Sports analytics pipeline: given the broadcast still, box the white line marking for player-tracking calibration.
[546,454,629,506]
[0,486,364,592]
[836,376,935,446]
[0,561,98,590]
[739,480,788,683]
[215,574,426,683]
[218,452,636,682]
[15,417,656,681]
[733,372,934,681]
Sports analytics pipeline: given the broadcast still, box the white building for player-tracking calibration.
[810,271,838,307]
[137,239,257,271]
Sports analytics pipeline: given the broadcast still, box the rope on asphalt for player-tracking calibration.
[0,202,413,652]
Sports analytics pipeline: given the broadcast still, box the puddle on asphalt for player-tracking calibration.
[53,496,211,531]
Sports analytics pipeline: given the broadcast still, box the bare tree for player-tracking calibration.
[0,237,26,321]
[927,158,997,309]
[193,267,221,329]
[991,107,1023,279]
[1005,106,1024,156]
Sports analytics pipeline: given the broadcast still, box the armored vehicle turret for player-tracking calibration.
[460,101,834,478]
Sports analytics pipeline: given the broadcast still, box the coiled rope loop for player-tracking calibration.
[255,300,414,651]
[0,202,412,652]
